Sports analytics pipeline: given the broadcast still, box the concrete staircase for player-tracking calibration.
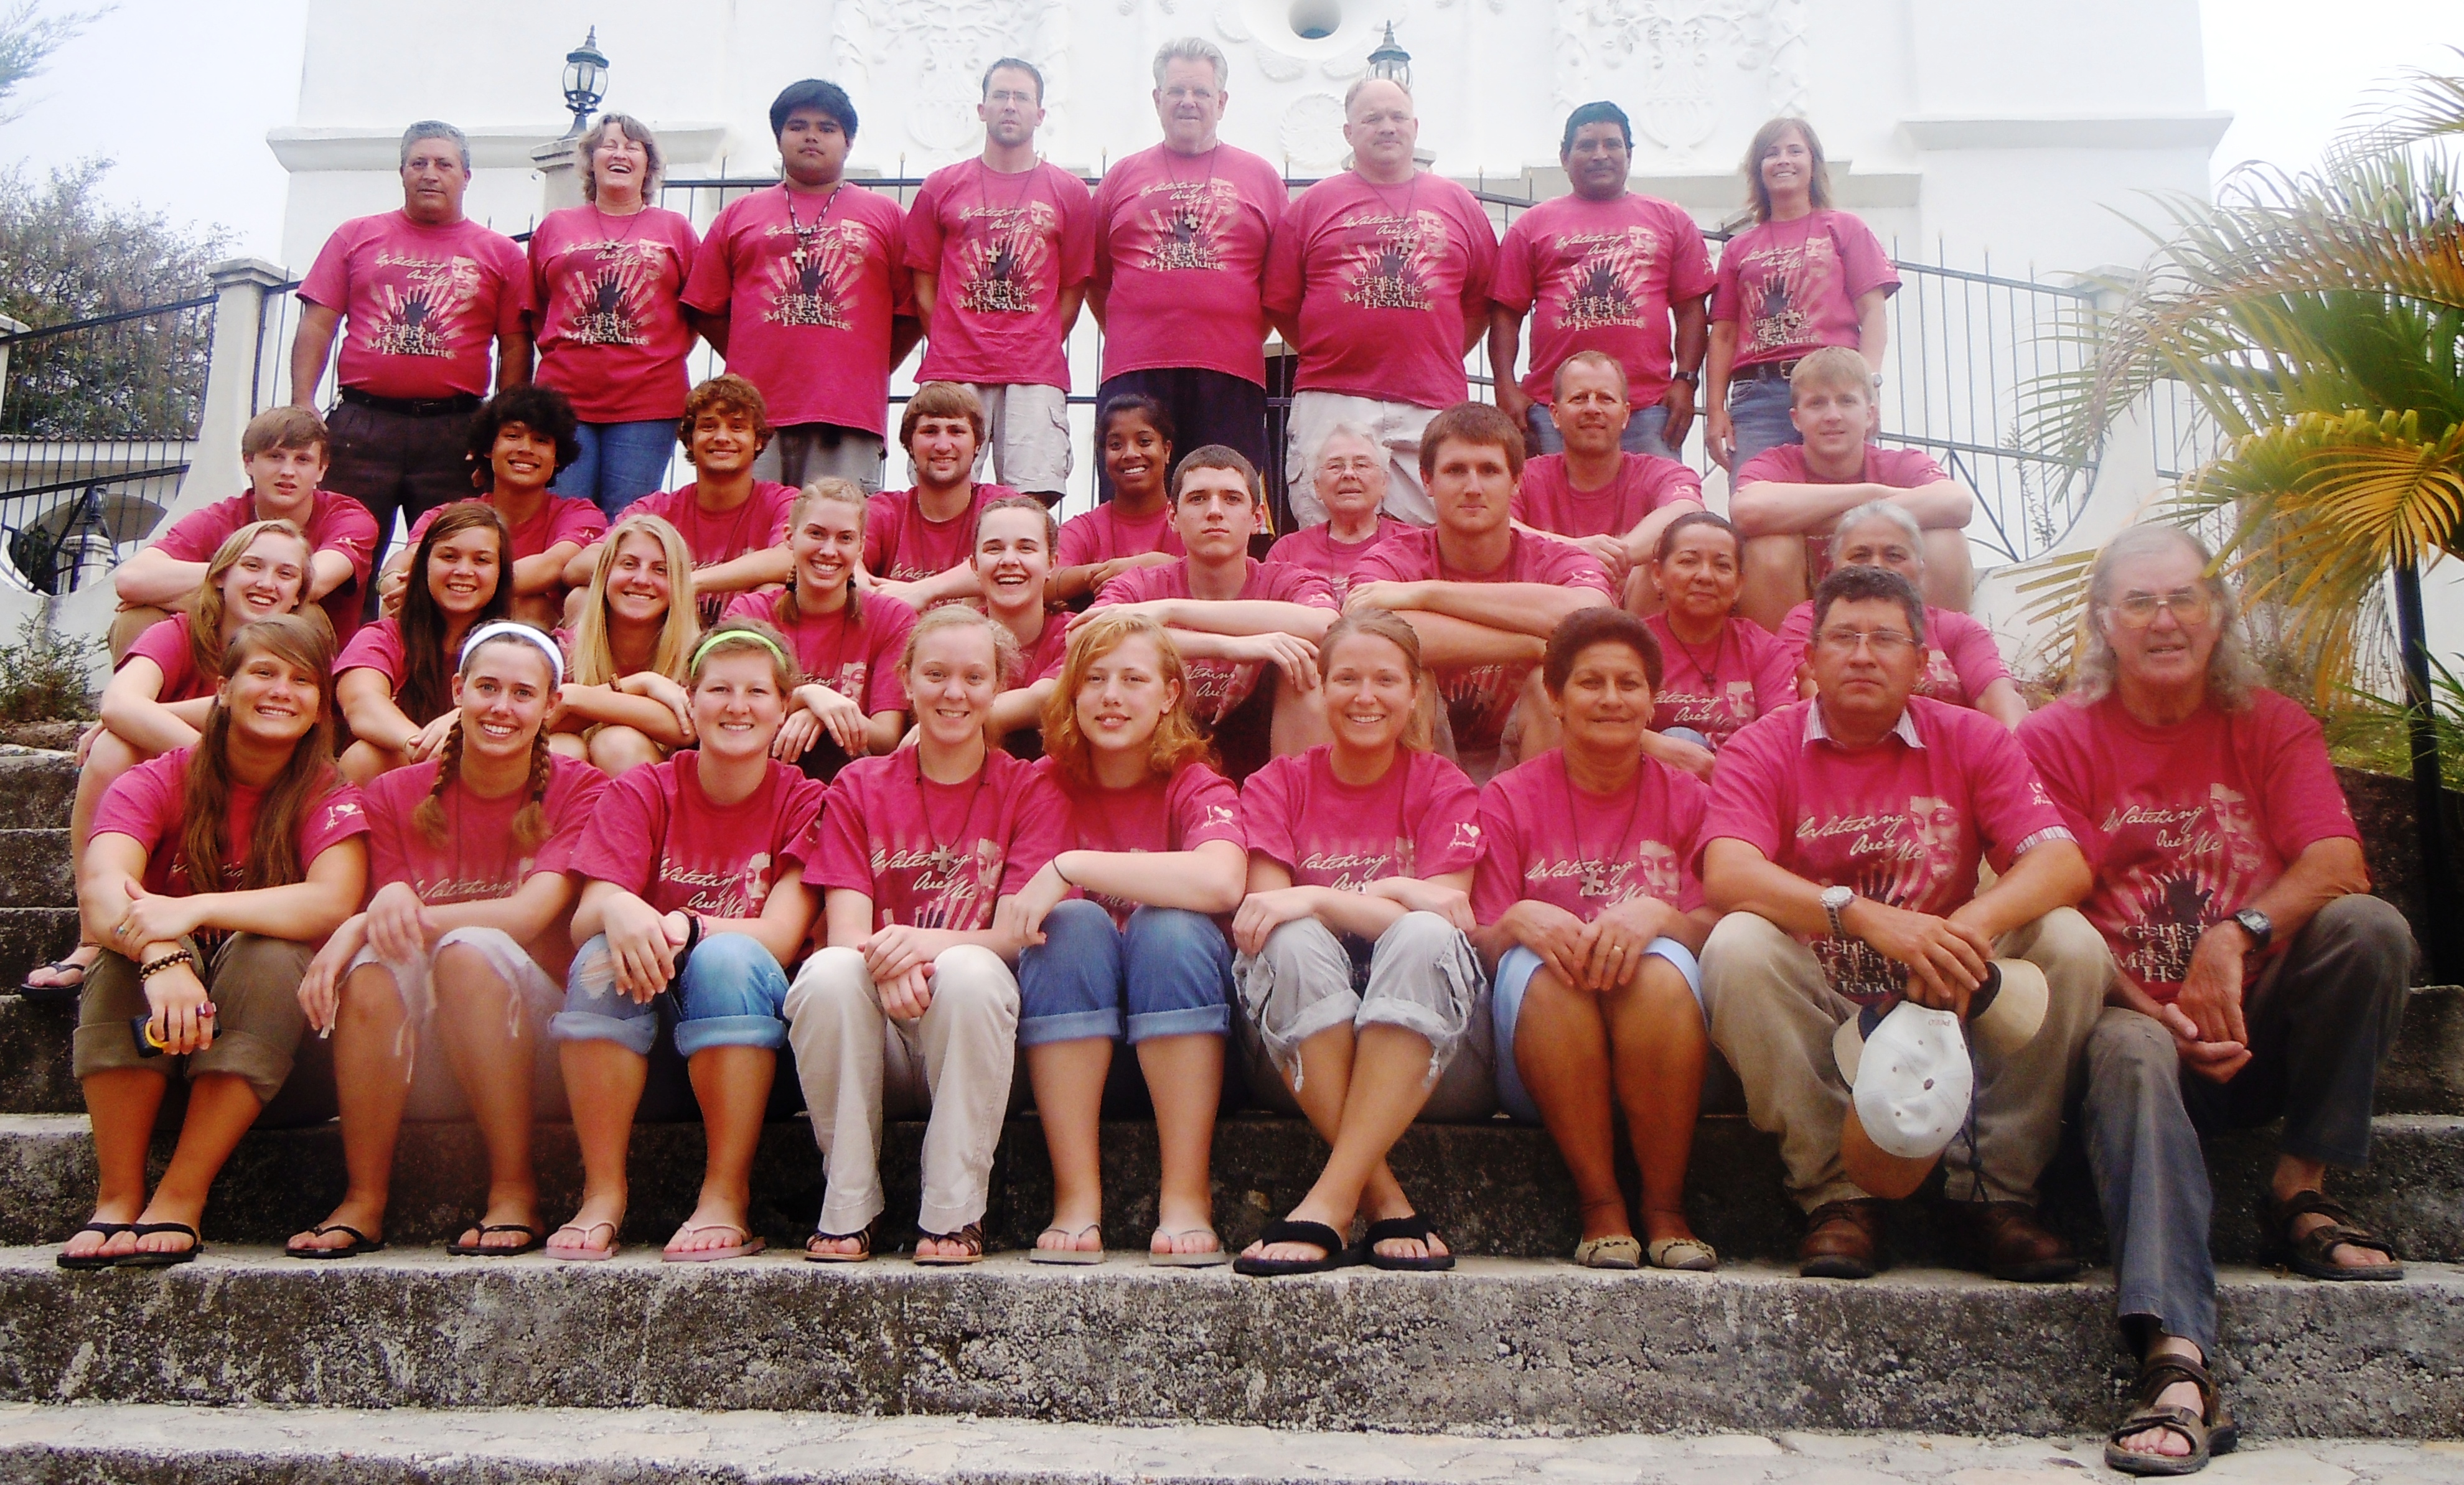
[1,746,2461,1474]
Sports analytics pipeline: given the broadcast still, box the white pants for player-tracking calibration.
[964,383,1072,497]
[1285,391,1440,527]
[784,944,1019,1236]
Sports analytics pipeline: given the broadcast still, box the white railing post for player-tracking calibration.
[0,313,29,428]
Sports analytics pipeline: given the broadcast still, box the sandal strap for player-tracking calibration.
[2134,1355,2218,1421]
[808,1227,874,1257]
[2110,1402,2208,1450]
[1364,1214,1434,1245]
[2296,1220,2401,1263]
[2272,1189,2358,1228]
[918,1222,984,1257]
[1256,1218,1346,1258]
[2272,1189,2400,1263]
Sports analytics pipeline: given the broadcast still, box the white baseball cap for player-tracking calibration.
[1834,998,1973,1197]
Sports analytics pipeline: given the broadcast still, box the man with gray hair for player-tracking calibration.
[1089,37,1286,498]
[1265,77,1497,527]
[2019,524,2410,1474]
[291,120,535,597]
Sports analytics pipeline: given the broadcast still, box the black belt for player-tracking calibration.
[1738,359,1803,383]
[339,387,482,418]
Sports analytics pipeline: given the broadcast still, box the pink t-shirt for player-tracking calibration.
[1093,557,1339,724]
[1057,502,1185,568]
[568,751,826,917]
[1492,192,1716,406]
[1513,452,1702,540]
[1354,528,1613,754]
[335,616,413,688]
[1776,602,2010,709]
[1090,142,1287,385]
[1471,750,1707,925]
[1239,745,1483,891]
[1016,612,1071,685]
[904,160,1096,390]
[93,747,367,900]
[528,204,701,423]
[628,481,797,622]
[1711,210,1900,369]
[147,488,379,646]
[362,751,607,904]
[682,183,914,435]
[409,494,605,563]
[864,483,1020,584]
[1033,755,1244,925]
[2019,690,2362,1005]
[119,614,212,705]
[1644,612,1799,746]
[1263,171,1499,410]
[721,586,916,714]
[1264,518,1413,602]
[808,748,1069,931]
[1702,696,2073,1005]
[297,211,535,400]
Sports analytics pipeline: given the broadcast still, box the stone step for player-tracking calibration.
[2,1245,2458,1438]
[0,911,78,996]
[0,830,72,910]
[4,1405,2457,1484]
[0,751,73,832]
[4,1108,2462,1270]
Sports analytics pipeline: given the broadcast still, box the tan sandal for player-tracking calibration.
[2106,1351,2238,1476]
[1648,1235,1719,1272]
[1573,1234,1642,1270]
[803,1223,874,1263]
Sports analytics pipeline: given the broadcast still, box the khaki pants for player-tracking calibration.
[1699,907,2104,1211]
[73,934,313,1106]
[783,944,1019,1236]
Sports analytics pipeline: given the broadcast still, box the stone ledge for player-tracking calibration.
[0,832,70,911]
[0,911,78,995]
[0,751,72,831]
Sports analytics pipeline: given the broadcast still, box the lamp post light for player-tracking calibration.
[562,27,610,136]
[1367,22,1410,88]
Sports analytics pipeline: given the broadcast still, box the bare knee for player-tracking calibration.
[548,731,589,761]
[431,941,515,1005]
[339,739,399,786]
[588,726,660,777]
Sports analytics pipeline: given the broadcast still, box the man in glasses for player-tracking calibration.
[2019,524,2410,1474]
[1697,563,2104,1283]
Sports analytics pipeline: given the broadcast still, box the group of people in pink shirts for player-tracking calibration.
[37,40,2420,1481]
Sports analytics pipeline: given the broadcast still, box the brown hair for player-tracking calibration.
[180,616,342,894]
[396,503,513,727]
[188,519,317,682]
[1543,607,1664,693]
[1319,608,1435,752]
[1653,508,1740,565]
[901,604,1020,689]
[569,514,698,688]
[975,492,1057,553]
[1039,610,1216,789]
[1418,401,1527,484]
[414,625,559,850]
[678,374,774,461]
[898,381,988,451]
[1743,116,1833,224]
[241,406,330,461]
[575,113,665,201]
[1171,443,1260,505]
[775,478,869,630]
[692,616,801,693]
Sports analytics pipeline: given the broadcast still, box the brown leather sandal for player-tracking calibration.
[2267,1189,2404,1281]
[912,1221,985,1265]
[2105,1351,2238,1476]
[804,1222,875,1264]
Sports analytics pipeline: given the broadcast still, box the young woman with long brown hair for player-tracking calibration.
[339,502,513,783]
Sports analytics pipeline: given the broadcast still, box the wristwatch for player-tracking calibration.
[1669,369,1700,386]
[1821,884,1855,940]
[2231,907,2273,952]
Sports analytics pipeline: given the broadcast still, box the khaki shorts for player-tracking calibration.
[964,383,1072,497]
[73,934,312,1106]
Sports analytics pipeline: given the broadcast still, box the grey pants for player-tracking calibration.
[1234,912,1495,1122]
[2077,893,2415,1354]
[756,423,886,494]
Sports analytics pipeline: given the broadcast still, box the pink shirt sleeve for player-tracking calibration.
[902,178,951,273]
[1457,196,1499,326]
[1491,213,1539,315]
[1469,779,1525,925]
[301,785,372,866]
[335,619,407,687]
[1261,204,1306,321]
[315,492,380,586]
[566,767,666,896]
[2017,708,2101,858]
[91,753,184,855]
[809,780,878,897]
[678,197,739,317]
[2252,694,2365,857]
[773,772,830,878]
[1746,623,1802,714]
[1168,765,1246,851]
[1001,768,1070,894]
[1936,611,2012,702]
[297,224,355,312]
[1236,759,1300,870]
[1059,178,1097,291]
[1698,711,1794,866]
[861,597,918,714]
[1670,214,1717,300]
[548,497,607,550]
[1056,511,1102,569]
[1525,535,1615,595]
[120,616,190,682]
[532,761,611,877]
[1956,711,2073,872]
[862,491,903,574]
[1414,759,1484,878]
[1834,213,1900,301]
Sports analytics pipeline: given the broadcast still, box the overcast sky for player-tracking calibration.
[0,0,2452,266]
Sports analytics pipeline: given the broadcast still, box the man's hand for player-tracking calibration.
[1843,897,1992,1014]
[1705,404,1736,471]
[1661,379,1698,449]
[2174,922,2252,1046]
[1342,579,1425,614]
[1229,632,1321,693]
[1495,380,1535,429]
[1576,534,1632,591]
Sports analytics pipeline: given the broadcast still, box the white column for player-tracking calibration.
[535,135,584,214]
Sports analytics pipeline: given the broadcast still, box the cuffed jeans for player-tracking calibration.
[1233,911,1495,1120]
[2078,894,2414,1354]
[1700,906,2106,1211]
[550,932,790,1057]
[1016,901,1230,1047]
[784,944,1019,1236]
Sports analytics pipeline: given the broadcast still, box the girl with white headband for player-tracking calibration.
[546,617,825,1261]
[289,621,608,1259]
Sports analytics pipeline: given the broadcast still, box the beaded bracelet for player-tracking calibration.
[138,949,197,981]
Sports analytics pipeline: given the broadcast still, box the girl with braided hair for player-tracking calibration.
[339,503,513,783]
[288,623,609,1258]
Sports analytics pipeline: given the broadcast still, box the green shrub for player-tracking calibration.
[0,614,95,723]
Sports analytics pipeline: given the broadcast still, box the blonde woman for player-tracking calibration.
[554,513,700,777]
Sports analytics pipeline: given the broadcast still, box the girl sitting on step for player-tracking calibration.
[287,623,609,1260]
[786,606,1067,1264]
[546,619,826,1262]
[552,513,700,777]
[337,504,513,785]
[1002,611,1247,1266]
[28,520,319,998]
[57,614,370,1269]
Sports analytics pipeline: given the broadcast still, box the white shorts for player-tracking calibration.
[349,925,568,1121]
[965,383,1072,497]
[1284,391,1441,527]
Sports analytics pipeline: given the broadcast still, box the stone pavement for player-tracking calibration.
[1,1404,2457,1483]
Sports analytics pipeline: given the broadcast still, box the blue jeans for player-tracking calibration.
[550,931,789,1057]
[1524,400,1674,459]
[1015,900,1231,1047]
[1489,939,1703,1125]
[1723,375,1800,473]
[553,419,678,520]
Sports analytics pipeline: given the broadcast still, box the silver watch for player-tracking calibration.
[1821,884,1855,939]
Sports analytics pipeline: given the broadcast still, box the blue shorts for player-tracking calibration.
[1489,938,1703,1125]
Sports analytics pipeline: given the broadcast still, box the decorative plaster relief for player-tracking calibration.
[1280,92,1348,168]
[1553,0,1807,155]
[833,0,1067,156]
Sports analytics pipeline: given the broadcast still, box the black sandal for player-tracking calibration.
[55,1222,132,1271]
[446,1222,545,1257]
[1361,1214,1456,1272]
[804,1222,876,1264]
[2267,1189,2404,1281]
[18,950,95,1004]
[116,1221,201,1268]
[2105,1351,2239,1476]
[912,1221,985,1265]
[286,1224,386,1260]
[1233,1217,1349,1277]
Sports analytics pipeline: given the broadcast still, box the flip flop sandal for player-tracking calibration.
[2267,1189,2405,1281]
[2105,1352,2239,1476]
[1232,1217,1349,1277]
[546,1219,621,1262]
[1648,1235,1720,1272]
[803,1224,875,1263]
[1573,1234,1642,1270]
[286,1224,386,1260]
[446,1222,544,1257]
[1150,1227,1230,1267]
[662,1222,766,1262]
[1362,1214,1455,1272]
[912,1222,986,1266]
[56,1222,133,1271]
[18,951,95,1004]
[116,1222,202,1268]
[1029,1222,1103,1265]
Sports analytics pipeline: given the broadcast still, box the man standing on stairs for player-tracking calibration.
[2020,524,2412,1477]
[1696,564,2104,1285]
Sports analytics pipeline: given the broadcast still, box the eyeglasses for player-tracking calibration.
[2106,589,2213,629]
[1815,629,1915,657]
